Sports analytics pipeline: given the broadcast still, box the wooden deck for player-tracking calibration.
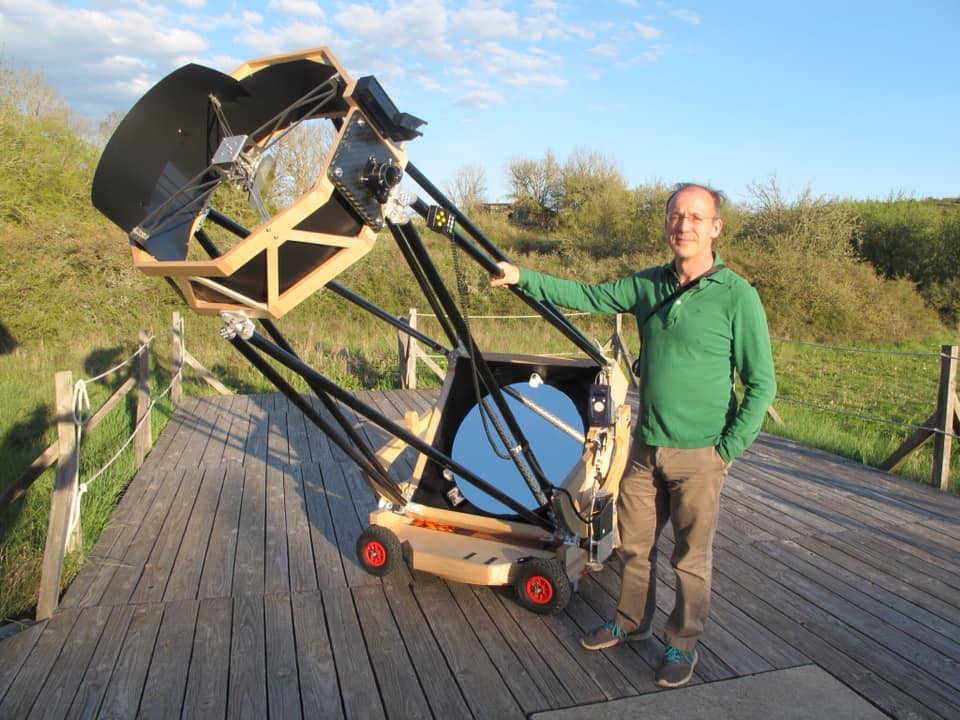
[2,391,959,719]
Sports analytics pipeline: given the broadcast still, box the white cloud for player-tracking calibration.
[415,74,443,92]
[0,0,208,117]
[455,81,505,109]
[176,0,206,8]
[267,0,326,18]
[238,21,339,56]
[522,10,594,41]
[634,23,661,40]
[451,4,520,38]
[333,1,453,60]
[531,0,558,9]
[588,43,620,58]
[616,43,667,67]
[670,8,700,24]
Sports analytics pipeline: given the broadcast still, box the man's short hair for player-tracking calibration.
[666,183,727,218]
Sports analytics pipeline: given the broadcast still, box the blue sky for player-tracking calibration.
[0,0,956,203]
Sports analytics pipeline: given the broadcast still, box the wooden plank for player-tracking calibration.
[291,591,343,719]
[151,397,203,475]
[765,537,960,661]
[265,593,302,720]
[267,403,290,468]
[233,465,266,595]
[97,603,165,719]
[62,470,167,609]
[353,585,432,719]
[0,610,79,719]
[382,582,472,719]
[228,593,268,720]
[198,462,245,599]
[183,348,233,395]
[64,606,136,720]
[27,605,113,720]
[163,465,228,602]
[721,543,960,717]
[322,462,376,588]
[0,621,47,704]
[100,468,187,606]
[221,395,251,465]
[790,534,960,635]
[412,581,525,720]
[265,463,291,594]
[285,464,319,593]
[301,462,348,590]
[709,553,936,719]
[446,583,554,714]
[182,596,231,720]
[138,599,200,720]
[198,394,236,466]
[175,395,219,470]
[130,467,204,603]
[324,585,385,719]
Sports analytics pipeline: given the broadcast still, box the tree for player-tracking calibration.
[446,164,487,214]
[0,56,70,122]
[507,150,563,229]
[269,119,336,207]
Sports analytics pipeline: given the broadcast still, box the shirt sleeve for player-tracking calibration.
[517,268,644,314]
[717,284,777,462]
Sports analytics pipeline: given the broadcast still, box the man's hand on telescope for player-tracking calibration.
[491,261,520,288]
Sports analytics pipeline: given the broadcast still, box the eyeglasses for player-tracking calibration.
[667,212,717,225]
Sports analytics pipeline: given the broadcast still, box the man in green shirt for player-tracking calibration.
[492,183,776,688]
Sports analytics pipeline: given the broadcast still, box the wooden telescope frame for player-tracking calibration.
[92,47,632,614]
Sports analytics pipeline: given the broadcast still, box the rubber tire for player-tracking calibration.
[356,525,402,577]
[514,557,571,615]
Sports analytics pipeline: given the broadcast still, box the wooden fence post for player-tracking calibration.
[398,308,418,390]
[931,344,958,491]
[37,371,80,620]
[134,330,152,469]
[171,312,183,406]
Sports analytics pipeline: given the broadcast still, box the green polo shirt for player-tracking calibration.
[517,256,776,462]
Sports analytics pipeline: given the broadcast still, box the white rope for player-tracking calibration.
[85,339,154,385]
[771,337,954,360]
[776,394,960,440]
[80,366,182,490]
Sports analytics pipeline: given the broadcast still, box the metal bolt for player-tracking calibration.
[333,167,343,178]
[357,118,366,127]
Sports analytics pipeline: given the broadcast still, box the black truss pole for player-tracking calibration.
[194,226,396,485]
[327,281,449,355]
[246,331,554,530]
[406,163,597,344]
[227,333,406,506]
[387,222,461,349]
[395,221,555,501]
[407,198,608,367]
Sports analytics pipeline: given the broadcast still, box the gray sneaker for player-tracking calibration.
[655,645,698,688]
[581,620,652,651]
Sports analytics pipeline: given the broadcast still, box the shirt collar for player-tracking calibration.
[662,252,729,286]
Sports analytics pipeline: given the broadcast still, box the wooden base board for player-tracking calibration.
[370,509,587,587]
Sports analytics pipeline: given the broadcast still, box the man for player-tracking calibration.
[491,183,776,688]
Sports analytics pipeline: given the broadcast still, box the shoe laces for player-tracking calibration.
[603,619,628,641]
[663,645,693,663]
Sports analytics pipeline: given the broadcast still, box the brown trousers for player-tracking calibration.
[614,442,727,651]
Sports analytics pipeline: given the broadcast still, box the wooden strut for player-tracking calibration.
[880,344,959,491]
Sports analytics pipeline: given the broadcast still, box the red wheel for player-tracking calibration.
[524,574,555,605]
[514,558,571,615]
[356,526,402,576]
[363,540,388,568]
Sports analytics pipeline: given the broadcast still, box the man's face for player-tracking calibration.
[664,187,724,263]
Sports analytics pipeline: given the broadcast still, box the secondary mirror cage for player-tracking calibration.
[92,47,630,539]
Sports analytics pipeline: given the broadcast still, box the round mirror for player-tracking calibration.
[450,382,584,515]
